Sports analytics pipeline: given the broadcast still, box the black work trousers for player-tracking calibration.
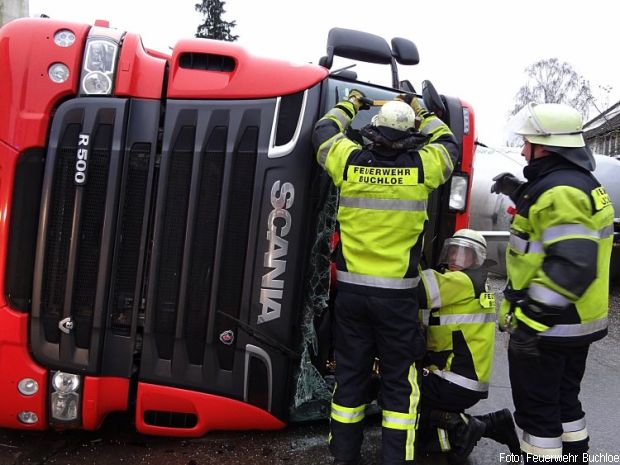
[330,290,425,465]
[508,342,590,458]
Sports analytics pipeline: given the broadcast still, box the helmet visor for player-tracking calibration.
[438,237,486,270]
[505,103,543,141]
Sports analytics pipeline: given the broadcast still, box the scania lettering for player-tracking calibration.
[0,19,476,436]
[259,180,295,325]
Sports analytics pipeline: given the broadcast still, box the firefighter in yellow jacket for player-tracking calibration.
[313,90,458,465]
[492,103,615,464]
[417,229,520,463]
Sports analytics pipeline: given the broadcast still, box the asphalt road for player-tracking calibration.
[1,279,619,465]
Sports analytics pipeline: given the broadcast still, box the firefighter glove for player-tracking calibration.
[347,89,370,111]
[508,325,539,359]
[397,93,428,118]
[490,172,523,197]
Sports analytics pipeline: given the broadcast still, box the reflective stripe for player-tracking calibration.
[339,196,428,212]
[431,369,489,392]
[515,307,550,332]
[523,433,562,448]
[542,317,608,337]
[528,283,571,307]
[317,132,344,168]
[336,271,420,289]
[522,431,563,458]
[331,403,366,424]
[542,224,599,243]
[382,410,417,430]
[438,313,496,325]
[420,117,443,135]
[438,428,451,452]
[428,143,453,180]
[562,428,588,442]
[420,309,431,326]
[421,270,441,308]
[509,234,544,253]
[406,363,420,460]
[326,107,351,128]
[562,418,586,432]
[600,223,614,238]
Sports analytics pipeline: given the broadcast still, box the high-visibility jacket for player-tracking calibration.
[419,268,496,397]
[499,157,615,345]
[312,100,458,296]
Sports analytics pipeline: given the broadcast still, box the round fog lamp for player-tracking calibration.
[18,411,38,424]
[48,63,70,83]
[52,372,80,393]
[18,378,39,396]
[82,71,112,94]
[54,30,76,47]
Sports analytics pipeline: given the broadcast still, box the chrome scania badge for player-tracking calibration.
[58,317,74,334]
[219,330,235,345]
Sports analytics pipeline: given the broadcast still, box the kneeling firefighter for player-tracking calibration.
[417,229,521,463]
[313,90,458,465]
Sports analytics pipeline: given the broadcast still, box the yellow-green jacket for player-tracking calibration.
[312,100,458,295]
[419,268,496,397]
[499,157,615,344]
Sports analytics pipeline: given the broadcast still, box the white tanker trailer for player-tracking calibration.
[469,146,620,281]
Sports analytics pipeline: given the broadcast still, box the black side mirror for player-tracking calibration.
[422,80,446,117]
[391,37,419,65]
[319,27,393,69]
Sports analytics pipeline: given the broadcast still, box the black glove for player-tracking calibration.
[347,89,370,111]
[508,325,539,359]
[490,172,523,196]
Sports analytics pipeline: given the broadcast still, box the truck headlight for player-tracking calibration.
[50,371,81,422]
[449,173,469,212]
[52,371,80,393]
[79,26,124,96]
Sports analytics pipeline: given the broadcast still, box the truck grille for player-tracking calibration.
[24,88,318,421]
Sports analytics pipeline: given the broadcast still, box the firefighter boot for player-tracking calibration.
[474,408,521,455]
[429,410,485,461]
[563,442,589,464]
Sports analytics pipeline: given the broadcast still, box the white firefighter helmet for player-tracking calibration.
[372,100,417,132]
[507,102,595,171]
[438,229,487,271]
[508,102,585,147]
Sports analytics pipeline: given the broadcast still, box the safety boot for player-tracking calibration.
[429,410,485,460]
[474,408,521,455]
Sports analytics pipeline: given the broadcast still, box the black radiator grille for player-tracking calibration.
[40,123,80,344]
[72,123,113,348]
[110,144,152,336]
[153,126,195,360]
[215,126,258,370]
[184,127,226,365]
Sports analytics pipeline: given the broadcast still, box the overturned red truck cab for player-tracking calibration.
[0,18,475,436]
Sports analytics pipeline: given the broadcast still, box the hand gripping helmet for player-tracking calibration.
[372,100,417,136]
[507,102,595,171]
[438,229,487,271]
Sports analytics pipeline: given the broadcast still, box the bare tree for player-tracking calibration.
[195,0,238,42]
[511,58,594,119]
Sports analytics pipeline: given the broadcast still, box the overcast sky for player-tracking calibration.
[28,0,620,147]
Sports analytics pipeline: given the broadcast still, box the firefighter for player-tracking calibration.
[417,229,521,463]
[492,103,615,464]
[312,90,458,465]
